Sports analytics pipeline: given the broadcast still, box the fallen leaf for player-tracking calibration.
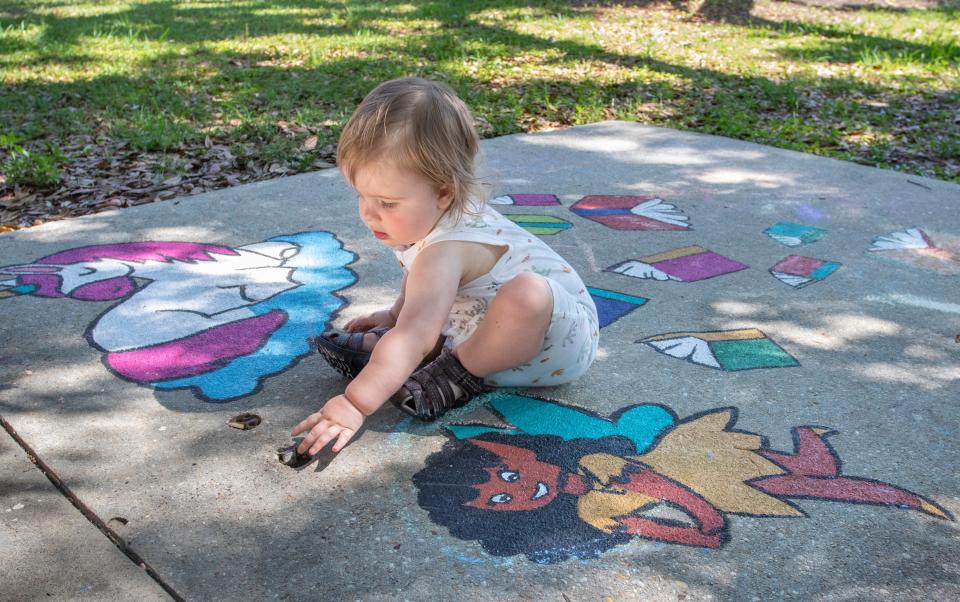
[301,135,318,151]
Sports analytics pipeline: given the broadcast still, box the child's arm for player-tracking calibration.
[292,243,467,453]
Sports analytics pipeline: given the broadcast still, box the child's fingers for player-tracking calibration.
[296,418,331,454]
[291,412,323,437]
[331,428,355,453]
[308,425,342,456]
[344,318,370,332]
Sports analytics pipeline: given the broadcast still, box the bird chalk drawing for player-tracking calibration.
[0,232,356,401]
[606,246,748,283]
[867,228,960,276]
[570,196,690,231]
[639,329,799,371]
[414,392,951,563]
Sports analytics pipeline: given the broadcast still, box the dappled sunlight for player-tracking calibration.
[712,300,774,317]
[518,132,640,153]
[12,362,114,397]
[858,362,960,391]
[694,167,794,188]
[865,293,960,315]
[722,312,900,350]
[142,225,224,240]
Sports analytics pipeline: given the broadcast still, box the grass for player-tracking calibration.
[0,0,958,197]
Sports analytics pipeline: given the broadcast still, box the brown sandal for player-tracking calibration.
[390,348,488,421]
[315,326,390,379]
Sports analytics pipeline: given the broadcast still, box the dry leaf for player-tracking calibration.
[301,135,318,151]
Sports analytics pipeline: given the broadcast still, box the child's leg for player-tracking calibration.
[452,272,554,377]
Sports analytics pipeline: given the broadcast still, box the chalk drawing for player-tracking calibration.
[764,222,826,247]
[867,227,960,276]
[639,328,799,370]
[586,287,648,328]
[414,392,951,562]
[607,246,748,282]
[503,214,572,235]
[770,255,841,288]
[0,233,357,401]
[570,196,690,231]
[490,194,560,206]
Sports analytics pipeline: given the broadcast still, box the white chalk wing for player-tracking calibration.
[611,261,678,281]
[869,228,931,252]
[630,198,689,227]
[771,271,812,287]
[646,336,721,369]
[770,234,802,247]
[489,195,514,205]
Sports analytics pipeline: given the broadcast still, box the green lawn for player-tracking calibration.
[1,0,957,226]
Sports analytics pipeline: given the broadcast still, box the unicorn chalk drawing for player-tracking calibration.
[1,232,356,401]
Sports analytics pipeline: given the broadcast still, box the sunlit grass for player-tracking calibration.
[1,0,957,184]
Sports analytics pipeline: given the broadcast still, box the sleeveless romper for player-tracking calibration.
[394,202,599,387]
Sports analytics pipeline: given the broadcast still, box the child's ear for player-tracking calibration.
[437,184,455,210]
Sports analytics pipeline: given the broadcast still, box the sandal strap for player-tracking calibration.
[316,327,391,380]
[392,349,486,420]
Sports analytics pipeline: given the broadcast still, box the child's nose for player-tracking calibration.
[359,198,378,221]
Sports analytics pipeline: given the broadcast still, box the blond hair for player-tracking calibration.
[337,77,484,221]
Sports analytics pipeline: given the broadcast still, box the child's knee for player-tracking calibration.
[498,272,553,317]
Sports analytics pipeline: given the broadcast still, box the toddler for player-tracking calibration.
[292,77,599,455]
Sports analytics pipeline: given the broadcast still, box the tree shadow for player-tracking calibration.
[1,0,956,190]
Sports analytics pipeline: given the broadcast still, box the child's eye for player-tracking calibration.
[379,200,398,209]
[489,493,512,505]
[499,470,519,482]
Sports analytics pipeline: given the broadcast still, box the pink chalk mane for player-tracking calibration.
[20,241,238,301]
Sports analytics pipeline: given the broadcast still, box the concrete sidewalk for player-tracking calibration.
[1,122,958,601]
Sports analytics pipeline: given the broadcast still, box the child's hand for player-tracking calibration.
[291,395,365,454]
[344,308,396,332]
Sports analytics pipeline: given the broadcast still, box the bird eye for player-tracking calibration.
[489,493,512,505]
[499,470,519,482]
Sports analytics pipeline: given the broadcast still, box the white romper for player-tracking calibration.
[394,202,599,387]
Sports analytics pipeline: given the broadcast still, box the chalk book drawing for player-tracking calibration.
[764,222,826,247]
[415,392,951,562]
[586,287,648,328]
[504,214,572,235]
[607,246,748,282]
[639,329,799,371]
[770,255,841,288]
[0,232,356,401]
[570,196,690,231]
[867,227,960,276]
[490,194,560,206]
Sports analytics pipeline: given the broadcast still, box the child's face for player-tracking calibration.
[351,160,453,246]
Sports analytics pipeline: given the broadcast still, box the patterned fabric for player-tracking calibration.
[394,202,599,386]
